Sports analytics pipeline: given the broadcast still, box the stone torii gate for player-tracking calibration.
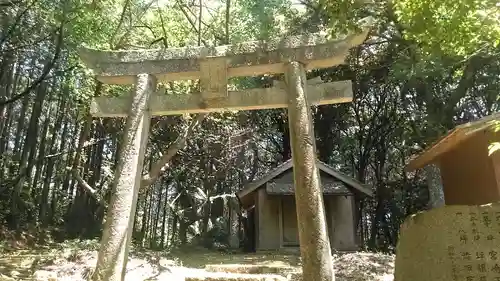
[79,22,371,281]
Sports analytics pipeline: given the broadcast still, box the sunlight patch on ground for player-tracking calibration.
[0,241,394,281]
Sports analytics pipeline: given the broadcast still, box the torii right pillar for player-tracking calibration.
[286,61,334,281]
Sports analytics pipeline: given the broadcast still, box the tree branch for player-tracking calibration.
[0,16,65,108]
[0,0,39,47]
[141,113,207,188]
[198,0,202,46]
[176,0,209,46]
[225,0,230,44]
[71,169,105,206]
[110,0,130,49]
[45,137,111,160]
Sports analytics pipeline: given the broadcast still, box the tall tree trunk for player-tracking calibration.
[159,185,170,248]
[179,218,188,245]
[11,83,47,228]
[0,55,16,162]
[144,188,154,246]
[36,108,53,225]
[277,115,291,161]
[24,84,49,184]
[147,187,157,247]
[139,187,150,247]
[369,192,384,249]
[170,212,178,246]
[201,197,212,247]
[40,96,67,226]
[0,100,14,178]
[151,181,164,248]
[31,94,54,193]
[424,164,445,208]
[10,94,30,175]
[51,102,71,224]
[66,114,91,204]
[228,196,240,249]
[31,112,50,189]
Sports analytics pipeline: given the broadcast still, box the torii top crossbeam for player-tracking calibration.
[78,21,371,85]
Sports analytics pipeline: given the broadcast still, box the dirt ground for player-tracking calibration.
[0,239,395,281]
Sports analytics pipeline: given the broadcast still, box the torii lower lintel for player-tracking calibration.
[285,61,334,281]
[90,79,353,117]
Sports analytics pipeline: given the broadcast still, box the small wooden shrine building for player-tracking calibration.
[406,113,500,205]
[236,159,373,252]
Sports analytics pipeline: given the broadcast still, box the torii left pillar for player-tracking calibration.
[92,74,156,281]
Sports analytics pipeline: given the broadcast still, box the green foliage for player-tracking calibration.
[232,0,296,40]
[320,0,499,58]
[394,0,500,57]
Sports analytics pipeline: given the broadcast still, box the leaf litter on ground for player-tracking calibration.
[0,240,394,281]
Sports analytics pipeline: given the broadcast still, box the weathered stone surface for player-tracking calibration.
[227,197,240,249]
[394,203,500,281]
[330,196,357,251]
[272,76,323,88]
[78,20,371,84]
[90,80,353,117]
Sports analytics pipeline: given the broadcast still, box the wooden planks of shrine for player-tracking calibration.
[79,18,372,281]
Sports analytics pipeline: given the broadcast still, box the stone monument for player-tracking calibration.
[395,203,500,281]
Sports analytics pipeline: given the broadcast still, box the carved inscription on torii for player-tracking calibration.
[89,78,353,117]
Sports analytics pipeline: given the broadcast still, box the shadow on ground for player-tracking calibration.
[0,242,394,281]
[169,248,302,268]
